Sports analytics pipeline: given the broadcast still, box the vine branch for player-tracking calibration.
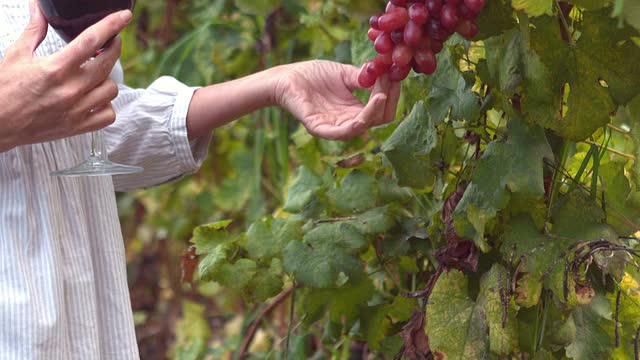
[237,286,297,359]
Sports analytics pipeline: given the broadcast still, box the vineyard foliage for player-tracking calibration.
[119,0,640,358]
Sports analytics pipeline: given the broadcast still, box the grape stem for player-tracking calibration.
[555,0,574,46]
[237,285,298,359]
[582,139,636,160]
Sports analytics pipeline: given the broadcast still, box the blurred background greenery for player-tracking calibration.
[118,0,379,358]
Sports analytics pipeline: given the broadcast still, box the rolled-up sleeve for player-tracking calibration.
[105,76,212,192]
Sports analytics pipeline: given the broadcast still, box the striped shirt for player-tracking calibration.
[0,1,211,358]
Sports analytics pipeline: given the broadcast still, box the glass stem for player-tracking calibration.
[91,130,108,161]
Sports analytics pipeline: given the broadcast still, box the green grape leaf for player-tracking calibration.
[327,170,378,213]
[512,0,553,16]
[426,266,518,357]
[387,295,419,322]
[477,264,519,356]
[453,117,553,251]
[624,96,640,186]
[283,166,323,213]
[565,295,615,360]
[351,23,378,67]
[174,301,211,360]
[283,239,363,288]
[483,30,523,97]
[196,244,230,282]
[503,192,620,308]
[190,220,233,254]
[425,270,490,359]
[502,216,554,307]
[426,51,481,123]
[577,10,640,107]
[474,0,518,40]
[377,177,413,203]
[566,0,611,9]
[612,0,640,32]
[245,218,304,259]
[523,13,639,141]
[335,0,384,20]
[190,221,238,282]
[609,273,640,358]
[245,258,284,302]
[551,191,608,236]
[381,101,438,189]
[213,259,257,289]
[304,222,368,253]
[234,0,282,15]
[283,239,356,288]
[598,162,640,235]
[359,305,391,350]
[345,206,397,235]
[303,275,375,325]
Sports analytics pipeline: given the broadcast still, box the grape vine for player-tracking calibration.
[183,0,640,358]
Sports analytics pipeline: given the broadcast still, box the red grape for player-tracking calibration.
[358,62,378,88]
[391,0,408,6]
[392,43,414,66]
[379,8,410,32]
[425,0,442,18]
[458,3,478,19]
[391,29,405,44]
[414,49,437,74]
[377,52,394,65]
[373,55,393,74]
[370,14,381,30]
[417,36,432,50]
[440,4,460,31]
[368,28,383,41]
[404,20,423,46]
[431,40,443,53]
[389,63,412,81]
[427,20,448,41]
[374,33,394,54]
[464,0,485,12]
[408,3,429,25]
[456,18,478,39]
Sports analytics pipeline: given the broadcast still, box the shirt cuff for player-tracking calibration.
[168,86,212,174]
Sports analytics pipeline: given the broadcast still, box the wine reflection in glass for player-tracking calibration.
[38,0,143,177]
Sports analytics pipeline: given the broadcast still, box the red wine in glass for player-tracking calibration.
[37,0,142,177]
[39,0,134,45]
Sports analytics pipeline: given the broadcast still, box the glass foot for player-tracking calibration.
[51,156,143,177]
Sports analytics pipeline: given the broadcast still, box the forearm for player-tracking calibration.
[186,65,288,140]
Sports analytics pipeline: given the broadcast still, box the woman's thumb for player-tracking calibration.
[11,0,48,57]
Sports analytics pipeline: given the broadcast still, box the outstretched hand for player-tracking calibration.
[273,60,401,141]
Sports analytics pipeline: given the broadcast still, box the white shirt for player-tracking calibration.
[0,1,211,358]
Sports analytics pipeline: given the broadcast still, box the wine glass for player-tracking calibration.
[38,0,143,177]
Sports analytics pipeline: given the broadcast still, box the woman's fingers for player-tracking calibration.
[53,10,131,69]
[74,105,117,134]
[351,93,388,134]
[79,37,122,91]
[383,81,401,124]
[74,79,119,115]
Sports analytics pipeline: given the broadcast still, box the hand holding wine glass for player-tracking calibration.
[0,1,131,156]
[35,0,140,176]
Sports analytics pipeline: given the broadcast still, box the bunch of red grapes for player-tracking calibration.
[358,0,485,87]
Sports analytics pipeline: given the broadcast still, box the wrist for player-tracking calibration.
[267,64,295,108]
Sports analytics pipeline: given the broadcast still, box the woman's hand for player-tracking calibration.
[0,0,132,152]
[273,60,401,141]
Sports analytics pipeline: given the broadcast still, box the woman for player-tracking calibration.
[0,1,400,358]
